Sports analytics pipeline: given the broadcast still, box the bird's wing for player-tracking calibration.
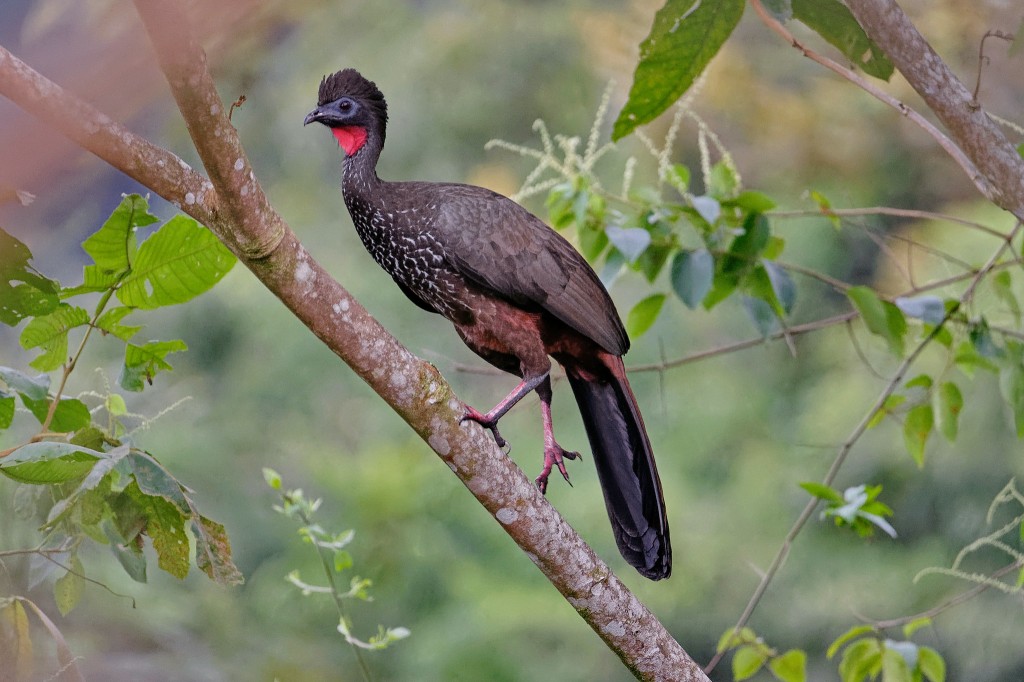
[436,185,628,355]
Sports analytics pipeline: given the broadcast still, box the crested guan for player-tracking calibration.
[305,69,671,580]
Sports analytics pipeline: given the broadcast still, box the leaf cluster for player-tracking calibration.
[0,195,240,648]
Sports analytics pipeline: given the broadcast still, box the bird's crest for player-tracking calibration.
[317,69,388,137]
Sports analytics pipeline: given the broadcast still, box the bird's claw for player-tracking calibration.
[461,407,508,449]
[535,445,581,494]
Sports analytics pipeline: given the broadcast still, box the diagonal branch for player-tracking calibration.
[0,4,705,680]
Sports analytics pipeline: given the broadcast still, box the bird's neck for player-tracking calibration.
[340,130,385,207]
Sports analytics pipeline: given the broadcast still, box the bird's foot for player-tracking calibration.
[461,406,508,449]
[535,443,581,494]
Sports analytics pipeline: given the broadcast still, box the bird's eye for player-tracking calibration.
[338,99,353,111]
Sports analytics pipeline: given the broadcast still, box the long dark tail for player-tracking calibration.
[565,356,671,580]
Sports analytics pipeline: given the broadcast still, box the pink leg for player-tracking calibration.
[461,372,548,448]
[534,376,580,494]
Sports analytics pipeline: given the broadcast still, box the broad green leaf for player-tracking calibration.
[0,227,60,326]
[53,555,85,616]
[671,249,714,309]
[708,160,741,199]
[109,536,148,583]
[128,451,190,515]
[934,382,963,441]
[81,193,157,276]
[128,482,190,579]
[192,515,244,586]
[903,404,933,467]
[116,216,236,310]
[95,306,143,341]
[627,293,666,338]
[578,223,609,262]
[969,319,1001,358]
[120,339,188,391]
[905,374,933,391]
[20,396,90,432]
[827,625,877,659]
[791,0,894,80]
[769,649,807,682]
[894,295,945,325]
[732,644,767,681]
[635,221,674,282]
[606,226,651,263]
[19,304,90,371]
[917,646,946,682]
[0,442,102,484]
[800,481,843,503]
[847,286,905,356]
[0,366,49,400]
[61,264,121,298]
[717,626,758,653]
[613,0,745,139]
[954,340,998,376]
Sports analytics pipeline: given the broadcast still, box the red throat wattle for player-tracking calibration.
[332,126,367,156]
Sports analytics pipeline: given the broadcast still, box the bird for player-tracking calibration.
[305,68,671,580]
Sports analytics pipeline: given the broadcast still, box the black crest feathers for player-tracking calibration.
[317,68,388,140]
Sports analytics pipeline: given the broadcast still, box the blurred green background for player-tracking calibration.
[1,0,1022,680]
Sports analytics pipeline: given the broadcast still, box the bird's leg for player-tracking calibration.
[461,372,548,449]
[534,376,581,494]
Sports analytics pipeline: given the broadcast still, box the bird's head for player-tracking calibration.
[304,68,388,156]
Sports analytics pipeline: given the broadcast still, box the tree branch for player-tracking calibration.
[0,3,706,679]
[845,0,1024,220]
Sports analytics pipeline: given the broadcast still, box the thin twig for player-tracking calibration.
[748,0,984,198]
[771,206,1010,240]
[704,219,1024,674]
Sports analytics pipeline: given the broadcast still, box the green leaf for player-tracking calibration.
[0,442,102,484]
[116,216,236,310]
[708,160,741,199]
[0,227,60,326]
[109,536,148,583]
[733,644,767,681]
[705,214,771,309]
[725,190,777,214]
[917,646,945,682]
[18,304,90,371]
[901,617,932,639]
[0,392,13,430]
[827,625,876,659]
[120,339,188,391]
[791,0,894,80]
[334,550,354,573]
[128,482,190,579]
[769,649,807,682]
[0,366,50,400]
[612,0,745,139]
[809,190,841,229]
[991,270,1021,324]
[839,637,882,682]
[95,306,143,341]
[128,451,190,515]
[263,467,282,490]
[671,249,714,309]
[20,396,90,433]
[692,195,721,224]
[606,226,651,263]
[847,286,906,356]
[763,261,796,314]
[800,481,843,503]
[717,626,758,653]
[934,381,963,442]
[881,643,914,681]
[867,394,906,429]
[54,555,85,616]
[192,516,244,586]
[903,404,933,467]
[626,294,666,338]
[81,193,157,276]
[954,340,998,376]
[742,295,780,338]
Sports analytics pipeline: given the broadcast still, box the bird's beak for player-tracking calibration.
[303,108,323,126]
